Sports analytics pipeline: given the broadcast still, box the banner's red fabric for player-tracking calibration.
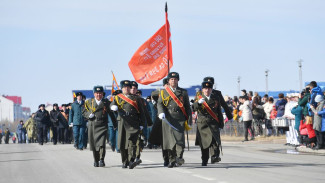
[128,21,173,85]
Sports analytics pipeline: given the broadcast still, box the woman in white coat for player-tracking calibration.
[239,96,254,141]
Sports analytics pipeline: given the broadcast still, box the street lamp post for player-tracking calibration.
[237,76,241,97]
[297,59,303,91]
[265,69,270,95]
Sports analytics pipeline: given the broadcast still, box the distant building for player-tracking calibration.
[0,95,31,122]
[0,96,14,122]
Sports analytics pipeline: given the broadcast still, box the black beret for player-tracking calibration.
[203,77,214,85]
[131,81,138,88]
[201,81,213,89]
[120,80,131,88]
[163,78,169,85]
[167,72,180,80]
[93,86,104,93]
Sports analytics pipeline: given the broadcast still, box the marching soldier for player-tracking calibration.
[70,92,86,150]
[83,86,117,167]
[24,113,37,143]
[157,72,192,168]
[50,103,61,145]
[203,77,233,120]
[193,81,223,166]
[35,104,50,145]
[110,80,146,169]
[130,81,153,166]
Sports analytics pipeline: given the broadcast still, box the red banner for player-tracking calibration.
[128,21,173,85]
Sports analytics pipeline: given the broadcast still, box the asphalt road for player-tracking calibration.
[1,141,324,183]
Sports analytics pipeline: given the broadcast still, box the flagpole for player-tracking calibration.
[165,2,170,74]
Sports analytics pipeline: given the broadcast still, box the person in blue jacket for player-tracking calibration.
[276,93,287,117]
[309,81,324,107]
[16,120,25,143]
[69,92,86,150]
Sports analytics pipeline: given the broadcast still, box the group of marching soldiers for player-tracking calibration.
[83,71,233,169]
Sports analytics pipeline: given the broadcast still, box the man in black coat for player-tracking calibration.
[35,104,51,145]
[50,103,65,145]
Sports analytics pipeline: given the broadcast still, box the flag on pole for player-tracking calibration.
[73,92,76,99]
[111,71,120,101]
[128,4,173,85]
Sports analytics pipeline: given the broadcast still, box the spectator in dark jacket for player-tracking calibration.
[298,87,311,117]
[275,93,287,117]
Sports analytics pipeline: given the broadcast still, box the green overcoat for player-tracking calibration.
[157,87,192,150]
[193,92,223,149]
[111,94,145,150]
[83,98,117,151]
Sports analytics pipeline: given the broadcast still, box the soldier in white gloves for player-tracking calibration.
[110,80,146,169]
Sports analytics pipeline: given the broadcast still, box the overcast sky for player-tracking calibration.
[0,0,324,111]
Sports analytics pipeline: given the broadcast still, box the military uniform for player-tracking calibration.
[110,80,146,169]
[193,81,223,166]
[83,86,117,167]
[130,81,153,165]
[157,72,192,167]
[24,116,37,143]
[203,77,233,120]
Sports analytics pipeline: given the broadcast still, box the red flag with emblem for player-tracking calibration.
[128,5,173,85]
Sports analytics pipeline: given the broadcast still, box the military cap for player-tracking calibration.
[167,72,180,80]
[136,90,142,95]
[163,78,169,85]
[146,96,151,100]
[76,92,83,96]
[53,103,58,107]
[203,77,215,85]
[120,80,131,88]
[82,95,86,100]
[39,104,45,108]
[131,81,138,88]
[61,104,66,107]
[202,81,213,89]
[241,89,247,93]
[93,85,104,93]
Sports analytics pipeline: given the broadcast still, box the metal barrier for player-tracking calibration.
[188,118,295,137]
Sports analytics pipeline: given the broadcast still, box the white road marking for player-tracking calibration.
[172,168,192,174]
[192,174,216,181]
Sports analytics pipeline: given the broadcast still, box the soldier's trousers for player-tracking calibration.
[38,125,48,144]
[168,144,184,163]
[120,141,137,164]
[93,146,106,162]
[51,126,57,144]
[200,138,220,163]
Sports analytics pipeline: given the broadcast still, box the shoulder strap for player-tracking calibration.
[197,95,219,123]
[165,86,188,120]
[117,94,139,113]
